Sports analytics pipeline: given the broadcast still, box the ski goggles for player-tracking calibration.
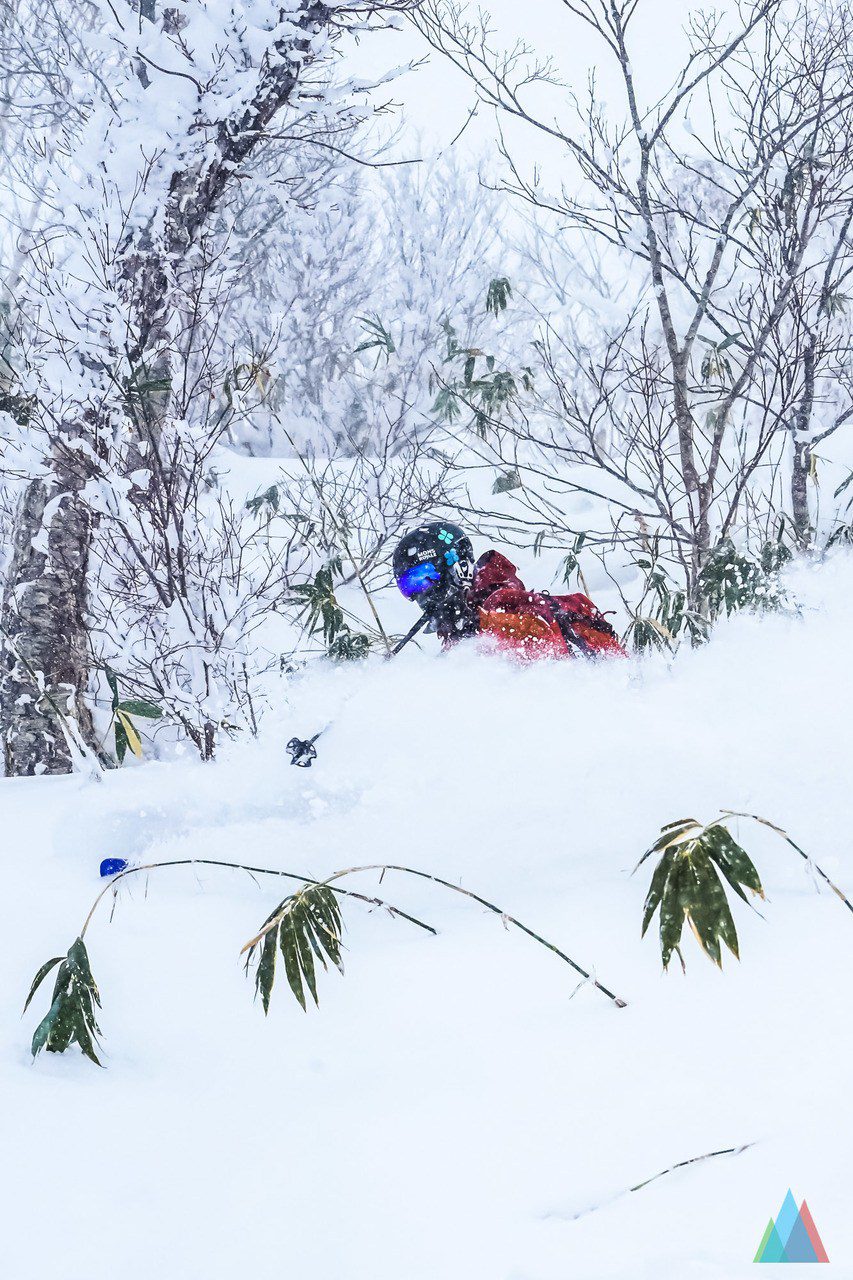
[396,560,442,599]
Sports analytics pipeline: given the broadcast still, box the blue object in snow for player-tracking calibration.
[100,857,129,877]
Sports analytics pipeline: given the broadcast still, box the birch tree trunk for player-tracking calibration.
[1,424,95,774]
[790,339,816,548]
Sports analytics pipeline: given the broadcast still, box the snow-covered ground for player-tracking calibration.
[4,555,853,1279]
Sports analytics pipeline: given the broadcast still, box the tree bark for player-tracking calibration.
[790,337,816,548]
[1,430,95,774]
[791,441,811,546]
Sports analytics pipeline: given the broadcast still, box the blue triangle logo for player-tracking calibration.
[755,1190,828,1263]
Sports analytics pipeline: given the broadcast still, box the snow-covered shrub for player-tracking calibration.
[0,0,420,774]
[624,533,794,653]
[222,154,509,457]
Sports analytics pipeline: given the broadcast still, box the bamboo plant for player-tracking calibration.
[638,811,853,970]
[25,858,628,1066]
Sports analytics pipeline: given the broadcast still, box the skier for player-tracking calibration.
[392,521,626,659]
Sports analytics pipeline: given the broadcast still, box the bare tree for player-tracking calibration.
[414,0,853,595]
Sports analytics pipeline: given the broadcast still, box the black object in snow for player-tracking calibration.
[286,735,320,767]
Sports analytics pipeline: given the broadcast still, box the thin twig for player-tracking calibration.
[274,420,393,654]
[629,1142,756,1193]
[79,858,437,940]
[546,1142,755,1221]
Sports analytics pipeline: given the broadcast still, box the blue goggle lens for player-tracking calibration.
[397,561,442,599]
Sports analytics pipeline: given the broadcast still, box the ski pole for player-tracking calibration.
[286,613,429,767]
[389,612,428,656]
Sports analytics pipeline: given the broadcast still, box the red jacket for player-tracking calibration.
[443,550,626,659]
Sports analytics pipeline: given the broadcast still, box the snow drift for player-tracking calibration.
[3,554,853,1279]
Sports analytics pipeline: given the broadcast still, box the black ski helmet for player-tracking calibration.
[393,521,475,612]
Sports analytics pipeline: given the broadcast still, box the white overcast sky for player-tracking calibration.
[347,0,701,160]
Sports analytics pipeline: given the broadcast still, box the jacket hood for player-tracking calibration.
[469,550,526,604]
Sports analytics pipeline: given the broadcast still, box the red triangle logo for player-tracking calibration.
[798,1200,830,1263]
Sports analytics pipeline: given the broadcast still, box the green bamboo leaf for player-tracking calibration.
[659,859,686,969]
[117,699,163,720]
[486,276,512,314]
[49,960,70,1005]
[660,817,701,833]
[114,717,129,765]
[45,996,77,1054]
[314,884,342,929]
[23,956,63,1014]
[682,856,722,966]
[68,938,97,988]
[292,910,319,1006]
[707,826,764,898]
[706,855,750,902]
[72,1006,103,1067]
[280,918,306,1011]
[116,710,142,758]
[641,853,671,936]
[310,890,344,970]
[31,993,63,1058]
[77,984,101,1031]
[687,913,722,966]
[833,470,853,500]
[636,828,695,874]
[315,916,343,970]
[703,855,737,958]
[648,821,703,856]
[302,910,333,968]
[716,896,740,960]
[256,932,277,1015]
